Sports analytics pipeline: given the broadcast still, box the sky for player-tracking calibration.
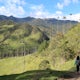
[0,0,80,21]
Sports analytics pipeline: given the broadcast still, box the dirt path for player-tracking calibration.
[59,72,80,80]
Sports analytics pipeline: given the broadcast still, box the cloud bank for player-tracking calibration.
[0,0,80,21]
[57,0,79,10]
[0,0,26,17]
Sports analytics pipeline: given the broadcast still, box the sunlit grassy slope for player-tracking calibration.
[0,54,75,80]
[0,52,75,76]
[0,22,80,80]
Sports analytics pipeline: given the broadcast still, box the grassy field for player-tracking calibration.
[0,69,74,80]
[0,53,76,80]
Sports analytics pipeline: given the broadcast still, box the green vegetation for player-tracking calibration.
[47,23,80,61]
[0,20,80,80]
[0,70,75,80]
[0,22,49,58]
[0,55,75,80]
[38,40,49,52]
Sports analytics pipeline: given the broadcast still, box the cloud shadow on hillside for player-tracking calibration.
[0,69,77,80]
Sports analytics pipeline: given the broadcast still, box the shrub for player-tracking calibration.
[39,60,50,70]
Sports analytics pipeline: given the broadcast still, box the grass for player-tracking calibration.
[0,53,75,76]
[0,69,75,80]
[0,20,79,80]
[0,53,47,75]
[0,34,4,41]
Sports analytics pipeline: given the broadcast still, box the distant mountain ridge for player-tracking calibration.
[0,15,78,24]
[0,15,35,22]
[0,15,78,37]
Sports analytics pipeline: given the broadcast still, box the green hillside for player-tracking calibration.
[0,22,49,58]
[0,22,80,80]
[47,23,80,60]
[29,18,77,37]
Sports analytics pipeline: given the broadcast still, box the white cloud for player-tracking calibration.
[64,0,71,6]
[56,11,63,16]
[66,13,80,22]
[0,6,9,15]
[0,0,26,17]
[57,0,71,9]
[0,0,2,2]
[30,4,44,11]
[30,4,63,19]
[0,0,80,22]
[7,0,26,6]
[55,13,80,22]
[57,3,63,9]
[72,0,79,3]
[57,0,79,10]
[30,4,49,18]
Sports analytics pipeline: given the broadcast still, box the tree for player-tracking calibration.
[69,13,72,28]
[57,16,59,34]
[62,16,66,34]
[39,60,50,70]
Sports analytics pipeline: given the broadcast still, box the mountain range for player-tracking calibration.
[0,15,80,79]
[0,15,79,58]
[0,15,78,36]
[0,15,78,25]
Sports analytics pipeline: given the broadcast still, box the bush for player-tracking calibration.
[39,60,50,70]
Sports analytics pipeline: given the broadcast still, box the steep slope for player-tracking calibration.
[0,22,49,58]
[0,15,35,22]
[47,23,80,61]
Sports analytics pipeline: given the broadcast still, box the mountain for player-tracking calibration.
[0,15,78,25]
[0,15,80,80]
[0,23,80,77]
[0,15,78,37]
[0,22,49,58]
[28,18,78,36]
[0,15,79,59]
[0,15,35,22]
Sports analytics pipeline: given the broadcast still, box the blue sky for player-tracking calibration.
[0,0,80,21]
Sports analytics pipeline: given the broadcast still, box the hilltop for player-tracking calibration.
[0,15,78,35]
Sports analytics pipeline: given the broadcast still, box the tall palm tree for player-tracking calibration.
[20,39,26,72]
[50,24,53,40]
[62,16,66,34]
[69,13,72,29]
[23,43,26,72]
[70,13,72,17]
[57,16,59,34]
[79,18,80,23]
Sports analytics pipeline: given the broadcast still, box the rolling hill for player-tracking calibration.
[0,22,49,58]
[0,22,80,80]
[0,15,80,80]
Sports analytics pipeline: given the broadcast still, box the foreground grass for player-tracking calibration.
[0,53,50,75]
[0,53,76,80]
[0,69,75,80]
